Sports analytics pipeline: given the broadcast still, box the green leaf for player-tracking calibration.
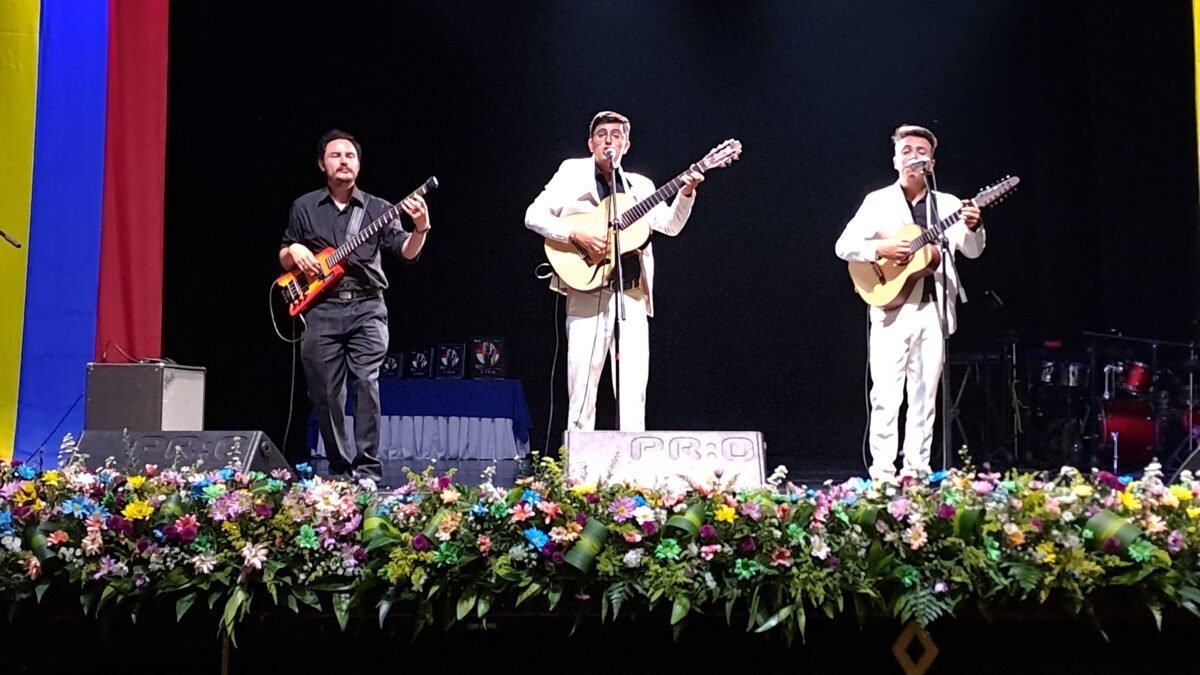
[516,581,544,607]
[671,596,691,625]
[176,592,197,623]
[755,604,794,633]
[34,582,49,604]
[286,594,299,614]
[97,585,117,615]
[456,589,477,621]
[476,591,492,619]
[547,584,563,611]
[332,593,351,632]
[1148,601,1163,632]
[378,594,394,629]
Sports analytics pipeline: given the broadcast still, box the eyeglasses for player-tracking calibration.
[592,129,626,141]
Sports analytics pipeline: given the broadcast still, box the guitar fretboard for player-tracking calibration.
[616,165,700,230]
[909,209,963,252]
[327,177,438,267]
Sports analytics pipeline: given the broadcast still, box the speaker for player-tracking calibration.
[85,362,205,430]
[565,430,766,490]
[76,429,290,474]
[1170,440,1200,484]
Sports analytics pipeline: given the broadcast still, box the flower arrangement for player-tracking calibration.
[3,438,1200,643]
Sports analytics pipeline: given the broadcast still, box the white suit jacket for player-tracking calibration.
[525,157,695,317]
[835,182,986,334]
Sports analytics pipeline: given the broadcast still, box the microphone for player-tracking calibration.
[906,157,933,171]
[603,148,617,163]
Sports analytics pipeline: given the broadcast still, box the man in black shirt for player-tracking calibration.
[280,129,430,482]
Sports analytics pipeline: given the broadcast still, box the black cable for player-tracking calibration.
[19,392,85,469]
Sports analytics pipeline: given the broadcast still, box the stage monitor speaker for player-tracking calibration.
[76,429,289,474]
[565,430,766,490]
[85,362,205,431]
[1170,441,1200,484]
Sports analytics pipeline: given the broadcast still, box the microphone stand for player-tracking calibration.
[923,166,956,471]
[606,155,626,430]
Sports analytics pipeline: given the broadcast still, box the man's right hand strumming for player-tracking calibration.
[876,240,912,265]
[284,243,323,277]
[570,229,609,261]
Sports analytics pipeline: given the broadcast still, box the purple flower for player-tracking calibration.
[739,501,762,521]
[937,504,957,520]
[1096,471,1124,491]
[575,513,588,525]
[933,580,949,594]
[177,525,198,543]
[640,521,658,535]
[826,555,840,570]
[699,523,717,540]
[738,536,757,554]
[1029,517,1044,533]
[1167,530,1184,554]
[135,537,151,554]
[254,503,273,518]
[438,476,452,490]
[107,516,134,536]
[585,492,600,505]
[608,496,637,523]
[412,534,432,551]
[551,551,565,566]
[1103,537,1122,554]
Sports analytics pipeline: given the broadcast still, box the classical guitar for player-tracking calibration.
[276,176,439,316]
[847,176,1019,309]
[544,139,742,292]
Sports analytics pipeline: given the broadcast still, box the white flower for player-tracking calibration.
[810,536,830,560]
[622,549,646,569]
[191,553,217,575]
[703,572,718,590]
[1,535,21,552]
[632,506,656,525]
[240,542,269,569]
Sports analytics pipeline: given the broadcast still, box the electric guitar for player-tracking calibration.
[847,176,1019,309]
[543,139,742,292]
[276,176,439,316]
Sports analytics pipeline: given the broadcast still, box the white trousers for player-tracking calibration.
[867,299,945,480]
[564,288,650,432]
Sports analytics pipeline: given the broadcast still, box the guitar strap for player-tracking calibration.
[343,196,368,243]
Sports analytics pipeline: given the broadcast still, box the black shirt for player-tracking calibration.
[594,166,642,283]
[909,193,936,303]
[281,186,413,292]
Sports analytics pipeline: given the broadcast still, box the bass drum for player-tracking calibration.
[1098,400,1155,468]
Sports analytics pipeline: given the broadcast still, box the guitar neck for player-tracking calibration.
[910,207,963,251]
[616,164,700,230]
[328,182,434,266]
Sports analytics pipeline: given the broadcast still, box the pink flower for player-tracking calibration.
[536,500,563,523]
[47,530,70,547]
[622,531,642,543]
[510,503,534,523]
[699,544,722,561]
[477,534,492,555]
[240,542,269,569]
[24,556,41,580]
[770,548,793,567]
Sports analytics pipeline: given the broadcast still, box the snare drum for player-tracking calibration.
[1099,400,1155,467]
[1121,361,1152,396]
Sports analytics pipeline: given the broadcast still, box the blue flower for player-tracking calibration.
[295,462,313,477]
[1119,474,1133,486]
[0,510,12,534]
[470,503,488,517]
[928,470,949,483]
[632,495,648,508]
[218,468,235,481]
[521,489,542,505]
[190,477,212,498]
[62,496,91,518]
[16,465,36,480]
[524,527,549,549]
[84,502,110,519]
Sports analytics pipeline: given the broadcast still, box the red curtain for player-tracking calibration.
[94,0,169,360]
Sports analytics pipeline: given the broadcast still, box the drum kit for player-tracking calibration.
[1027,331,1199,472]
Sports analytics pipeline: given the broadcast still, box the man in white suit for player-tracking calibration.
[835,124,985,480]
[525,111,703,432]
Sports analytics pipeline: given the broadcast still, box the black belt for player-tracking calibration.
[606,276,641,292]
[334,289,382,300]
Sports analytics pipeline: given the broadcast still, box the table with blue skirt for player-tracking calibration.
[309,378,532,465]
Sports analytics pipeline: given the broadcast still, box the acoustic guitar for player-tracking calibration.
[848,176,1019,309]
[544,140,742,292]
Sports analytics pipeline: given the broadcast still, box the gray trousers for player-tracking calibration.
[301,295,388,480]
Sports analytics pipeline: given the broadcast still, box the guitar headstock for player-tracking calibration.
[973,175,1021,208]
[696,139,743,172]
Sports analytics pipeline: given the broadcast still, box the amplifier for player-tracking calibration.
[85,362,205,431]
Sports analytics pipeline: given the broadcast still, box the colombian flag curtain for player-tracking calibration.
[0,0,168,462]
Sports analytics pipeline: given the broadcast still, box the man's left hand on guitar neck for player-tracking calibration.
[680,171,704,197]
[961,200,983,230]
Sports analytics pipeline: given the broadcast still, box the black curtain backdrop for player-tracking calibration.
[162,1,1200,473]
